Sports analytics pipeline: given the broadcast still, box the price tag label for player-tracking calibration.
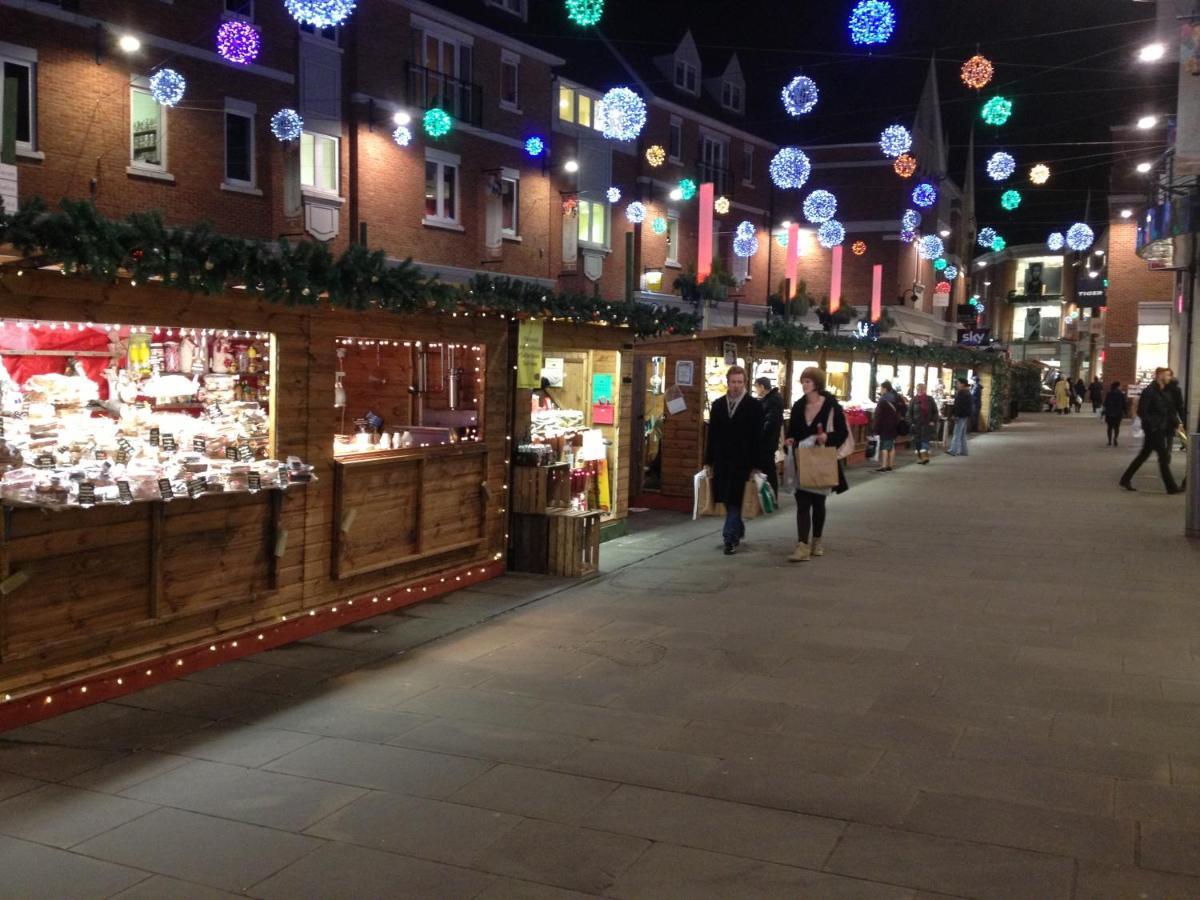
[34,453,54,469]
[162,434,177,452]
[277,466,289,489]
[192,359,206,375]
[115,448,130,465]
[186,477,206,499]
[118,438,134,454]
[78,483,96,507]
[248,472,262,493]
[238,443,254,462]
[117,481,133,504]
[95,449,108,460]
[149,427,161,447]
[193,437,207,454]
[225,446,239,461]
[158,478,174,501]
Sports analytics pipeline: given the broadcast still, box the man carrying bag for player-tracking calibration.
[704,365,764,555]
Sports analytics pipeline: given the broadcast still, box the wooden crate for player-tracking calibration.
[546,509,601,577]
[511,463,571,514]
[509,512,550,574]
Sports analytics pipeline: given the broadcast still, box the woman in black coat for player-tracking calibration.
[1103,380,1126,447]
[784,366,848,563]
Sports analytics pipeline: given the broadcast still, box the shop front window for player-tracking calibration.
[1012,304,1062,342]
[825,360,850,401]
[333,337,483,456]
[0,318,308,507]
[789,360,819,405]
[849,361,872,405]
[1136,324,1170,385]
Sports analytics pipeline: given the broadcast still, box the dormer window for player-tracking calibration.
[674,60,697,93]
[722,81,743,112]
[487,0,527,18]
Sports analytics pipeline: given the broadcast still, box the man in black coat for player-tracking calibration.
[1164,369,1186,452]
[754,376,785,496]
[705,365,764,555]
[1089,377,1104,414]
[1120,367,1182,493]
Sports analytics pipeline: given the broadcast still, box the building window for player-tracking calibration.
[130,85,165,171]
[0,55,34,152]
[487,0,526,17]
[722,81,743,112]
[224,0,254,19]
[668,117,682,162]
[577,199,606,246]
[424,150,459,225]
[501,173,518,237]
[224,102,255,187]
[674,60,697,93]
[500,51,520,111]
[300,21,338,43]
[300,131,338,193]
[556,83,600,131]
[742,144,754,186]
[666,215,680,265]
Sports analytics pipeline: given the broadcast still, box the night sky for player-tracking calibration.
[542,0,1174,246]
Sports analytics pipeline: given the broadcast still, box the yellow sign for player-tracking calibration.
[516,320,544,389]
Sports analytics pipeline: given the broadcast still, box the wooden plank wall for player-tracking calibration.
[0,272,511,695]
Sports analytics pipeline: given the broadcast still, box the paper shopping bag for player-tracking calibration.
[795,446,840,489]
[693,470,724,519]
[741,478,761,519]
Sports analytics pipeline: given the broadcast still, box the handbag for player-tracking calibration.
[827,406,856,460]
[795,446,840,489]
[896,418,911,437]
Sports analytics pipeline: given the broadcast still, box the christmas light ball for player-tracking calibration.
[893,154,917,178]
[944,264,958,280]
[981,96,1012,127]
[678,178,698,201]
[991,234,1006,252]
[625,201,647,224]
[900,230,916,243]
[902,209,922,231]
[848,0,896,45]
[1047,231,1065,251]
[565,0,603,26]
[1029,164,1050,185]
[817,219,846,249]
[606,186,621,203]
[769,147,811,189]
[1000,189,1022,211]
[714,195,731,215]
[933,257,948,271]
[935,280,952,295]
[911,182,937,208]
[393,125,412,147]
[270,108,303,142]
[216,20,261,65]
[423,108,452,138]
[803,190,838,223]
[960,54,994,90]
[781,75,819,117]
[918,235,944,260]
[879,124,912,158]
[651,216,668,235]
[977,227,997,248]
[525,136,545,157]
[851,240,867,256]
[284,0,357,28]
[149,68,186,107]
[598,87,647,142]
[645,145,666,167]
[736,220,755,239]
[733,233,760,258]
[986,152,1016,181]
[1066,222,1095,251]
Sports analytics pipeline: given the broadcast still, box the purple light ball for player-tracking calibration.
[216,19,262,66]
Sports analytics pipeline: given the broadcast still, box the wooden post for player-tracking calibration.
[624,230,634,303]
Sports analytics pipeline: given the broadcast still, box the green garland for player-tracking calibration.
[0,199,700,338]
[753,319,1008,369]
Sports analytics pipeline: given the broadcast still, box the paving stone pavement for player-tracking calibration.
[2,413,1200,898]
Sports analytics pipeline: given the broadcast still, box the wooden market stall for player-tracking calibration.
[0,268,513,725]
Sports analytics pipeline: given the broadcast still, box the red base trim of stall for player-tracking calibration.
[631,493,693,513]
[0,560,505,734]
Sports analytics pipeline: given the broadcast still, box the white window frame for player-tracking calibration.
[500,166,519,239]
[0,43,37,157]
[223,0,254,20]
[722,81,743,113]
[668,116,683,164]
[500,49,520,113]
[742,144,754,187]
[128,78,170,179]
[666,213,681,267]
[424,147,461,229]
[577,198,608,250]
[674,59,697,94]
[300,131,339,196]
[487,0,527,19]
[555,81,601,132]
[222,98,258,194]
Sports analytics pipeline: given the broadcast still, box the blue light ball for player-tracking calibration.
[918,235,944,260]
[803,190,838,224]
[284,0,357,28]
[625,201,647,224]
[781,76,819,117]
[270,108,303,142]
[849,0,896,45]
[901,209,921,231]
[986,152,1016,181]
[879,124,912,158]
[392,125,412,147]
[734,233,759,258]
[606,187,621,203]
[599,87,647,142]
[817,219,846,249]
[149,68,186,107]
[769,147,811,190]
[1047,231,1065,251]
[911,182,937,208]
[1066,223,1095,251]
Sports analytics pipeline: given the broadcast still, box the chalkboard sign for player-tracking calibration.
[248,472,262,493]
[186,478,206,499]
[118,438,134,453]
[225,446,239,461]
[278,466,289,489]
[149,427,161,447]
[238,443,254,462]
[158,478,174,501]
[117,481,133,504]
[115,448,130,465]
[34,453,54,469]
[78,483,96,507]
[162,434,177,452]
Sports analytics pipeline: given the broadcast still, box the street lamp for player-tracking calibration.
[939,229,950,238]
[118,34,141,53]
[564,160,579,173]
[393,111,411,126]
[1136,162,1153,174]
[1120,209,1133,218]
[1137,115,1158,130]
[1138,42,1166,62]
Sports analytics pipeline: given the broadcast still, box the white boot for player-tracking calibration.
[811,537,824,557]
[788,542,811,563]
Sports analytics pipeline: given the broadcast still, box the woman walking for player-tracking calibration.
[784,367,849,563]
[872,380,900,472]
[908,382,939,464]
[1054,376,1072,415]
[1103,380,1127,447]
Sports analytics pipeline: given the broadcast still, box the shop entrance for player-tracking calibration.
[632,355,666,494]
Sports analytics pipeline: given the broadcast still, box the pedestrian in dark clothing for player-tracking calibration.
[1164,370,1186,452]
[754,376,785,496]
[1073,378,1086,413]
[908,382,939,464]
[1103,381,1127,447]
[784,367,849,562]
[872,380,899,472]
[948,378,972,455]
[1089,377,1104,414]
[1120,368,1182,493]
[705,366,764,554]
[970,375,983,431]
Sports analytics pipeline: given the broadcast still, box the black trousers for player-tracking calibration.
[1121,431,1178,491]
[1105,416,1121,445]
[1092,400,1102,413]
[794,491,827,542]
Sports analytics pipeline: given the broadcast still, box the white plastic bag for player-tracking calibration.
[1131,416,1144,441]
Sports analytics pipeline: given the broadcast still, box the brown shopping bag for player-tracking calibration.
[741,478,761,519]
[795,446,840,489]
[693,469,725,519]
